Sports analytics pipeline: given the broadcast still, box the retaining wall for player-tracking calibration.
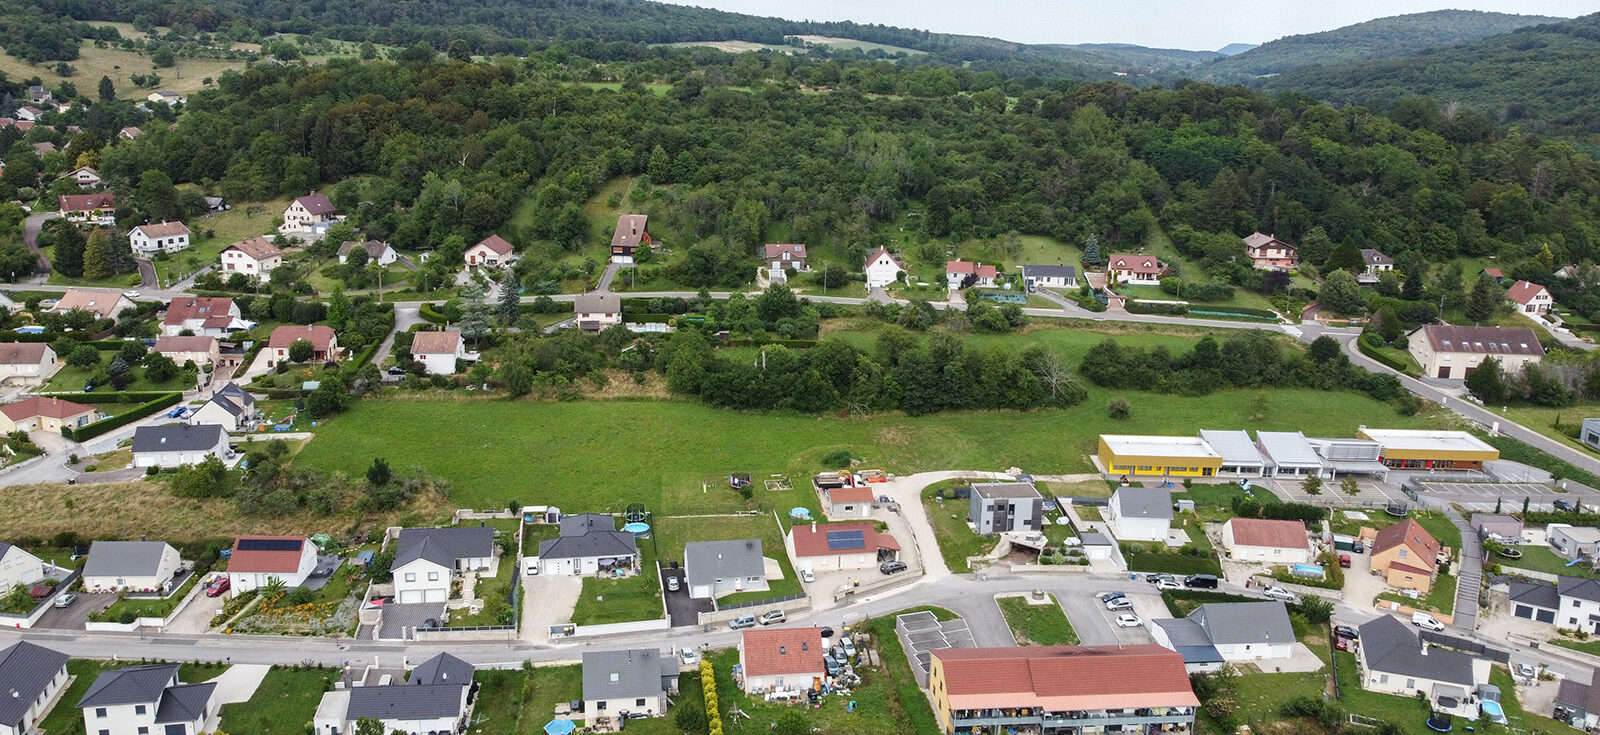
[569,618,671,638]
[699,596,811,626]
[413,626,518,642]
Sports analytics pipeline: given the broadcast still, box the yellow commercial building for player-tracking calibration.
[1098,435,1223,478]
[1357,428,1499,471]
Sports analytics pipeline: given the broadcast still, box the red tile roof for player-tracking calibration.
[292,193,338,215]
[611,215,649,248]
[59,193,115,212]
[1505,280,1548,305]
[827,486,874,505]
[0,396,94,422]
[153,336,218,355]
[1226,518,1308,549]
[228,536,309,574]
[268,324,337,352]
[411,331,462,355]
[788,522,898,557]
[0,343,50,365]
[1107,254,1165,275]
[1417,325,1544,357]
[1374,518,1439,571]
[764,244,807,260]
[474,234,515,256]
[163,297,236,328]
[132,221,189,239]
[864,248,904,271]
[741,628,826,677]
[934,645,1198,711]
[946,260,998,278]
[1482,268,1503,278]
[53,290,129,319]
[223,236,283,261]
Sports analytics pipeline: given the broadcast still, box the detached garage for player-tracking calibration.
[1509,580,1558,625]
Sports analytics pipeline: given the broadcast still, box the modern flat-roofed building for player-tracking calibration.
[969,482,1043,535]
[1198,430,1267,477]
[1358,428,1499,472]
[1097,435,1222,478]
[1256,431,1330,478]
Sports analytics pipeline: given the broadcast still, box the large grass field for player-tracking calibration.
[1501,544,1600,579]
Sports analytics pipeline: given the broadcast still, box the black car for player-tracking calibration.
[880,560,908,575]
[1554,499,1574,512]
[1334,625,1359,640]
[1184,574,1219,589]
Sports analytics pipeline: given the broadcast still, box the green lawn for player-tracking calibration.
[1504,545,1600,579]
[1376,567,1459,615]
[1500,403,1600,458]
[1227,668,1329,730]
[704,643,919,735]
[572,568,663,626]
[41,659,108,735]
[99,571,201,621]
[1551,638,1600,656]
[449,552,517,627]
[43,361,196,394]
[217,666,336,734]
[152,198,290,286]
[473,665,588,734]
[997,594,1080,645]
[652,513,803,605]
[1334,650,1457,735]
[922,481,991,571]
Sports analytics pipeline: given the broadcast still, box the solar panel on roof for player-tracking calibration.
[825,529,865,550]
[237,538,301,552]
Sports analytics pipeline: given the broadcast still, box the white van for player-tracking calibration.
[1412,611,1445,632]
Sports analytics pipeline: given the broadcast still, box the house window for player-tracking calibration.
[597,701,607,711]
[96,708,107,718]
[1406,679,1416,689]
[428,572,439,582]
[139,728,149,735]
[1378,675,1388,684]
[1398,549,1408,558]
[1575,600,1581,607]
[136,704,146,714]
[636,698,647,707]
[404,573,416,582]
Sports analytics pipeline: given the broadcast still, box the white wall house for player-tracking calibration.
[864,248,905,289]
[78,665,216,735]
[128,221,191,256]
[0,641,70,735]
[1220,518,1313,564]
[225,536,318,591]
[574,292,623,333]
[0,343,58,387]
[739,628,826,695]
[393,556,452,604]
[465,235,517,267]
[1506,280,1554,315]
[338,240,398,266]
[80,541,182,594]
[131,424,228,469]
[278,193,343,237]
[1106,254,1167,285]
[1107,487,1173,543]
[391,527,495,603]
[1356,616,1488,720]
[1408,324,1544,381]
[411,330,469,375]
[1020,265,1076,290]
[161,297,244,338]
[219,237,284,282]
[0,543,46,590]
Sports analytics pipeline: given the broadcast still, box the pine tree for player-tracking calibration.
[1466,274,1500,322]
[1402,253,1426,301]
[1464,356,1506,403]
[327,287,350,332]
[97,75,115,102]
[458,282,489,342]
[50,222,86,277]
[498,268,521,325]
[1081,234,1102,267]
[647,145,671,183]
[82,228,114,280]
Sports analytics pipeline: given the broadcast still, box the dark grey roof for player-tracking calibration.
[205,393,245,418]
[215,382,254,405]
[1560,576,1600,604]
[1189,602,1294,646]
[582,649,676,703]
[972,482,1041,500]
[1509,580,1559,609]
[132,423,226,454]
[1079,531,1113,546]
[394,527,494,568]
[82,541,173,578]
[1154,618,1225,664]
[561,513,616,537]
[78,664,179,708]
[1114,487,1173,520]
[154,682,214,724]
[1358,615,1475,685]
[539,531,638,561]
[347,683,466,720]
[1471,514,1522,537]
[574,292,621,314]
[0,541,12,558]
[410,652,475,687]
[0,642,68,726]
[685,539,765,589]
[1021,264,1076,279]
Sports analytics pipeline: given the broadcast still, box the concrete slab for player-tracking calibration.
[520,573,581,642]
[210,664,271,705]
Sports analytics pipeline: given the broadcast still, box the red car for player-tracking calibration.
[1334,637,1350,651]
[1339,554,1352,568]
[204,577,231,597]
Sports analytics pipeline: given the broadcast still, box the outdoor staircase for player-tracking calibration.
[1442,505,1481,631]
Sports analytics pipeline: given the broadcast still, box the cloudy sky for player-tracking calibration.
[656,1,1593,50]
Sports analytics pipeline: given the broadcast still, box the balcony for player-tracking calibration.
[951,708,1196,732]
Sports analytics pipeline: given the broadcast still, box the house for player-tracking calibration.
[537,516,639,577]
[464,234,516,267]
[1360,249,1396,281]
[1370,518,1440,594]
[58,193,115,225]
[338,239,398,266]
[278,192,342,236]
[189,382,256,432]
[0,343,59,386]
[391,526,496,603]
[1508,575,1600,633]
[64,166,101,187]
[1243,232,1297,270]
[581,649,678,724]
[0,543,46,590]
[219,236,284,282]
[31,141,54,157]
[1552,526,1600,562]
[163,296,245,337]
[1106,487,1173,542]
[1554,667,1600,730]
[267,325,339,365]
[1506,280,1554,315]
[80,541,182,593]
[785,521,899,574]
[226,536,318,591]
[1481,267,1505,284]
[1106,253,1167,285]
[945,260,998,290]
[824,485,874,519]
[146,90,183,105]
[574,292,622,333]
[1220,518,1312,564]
[1198,429,1268,477]
[202,196,228,213]
[764,244,807,281]
[1509,578,1560,626]
[1584,418,1600,451]
[864,248,906,289]
[969,482,1043,535]
[1355,615,1488,719]
[1471,514,1524,543]
[14,107,41,123]
[1357,428,1500,472]
[1256,431,1331,478]
[78,664,216,735]
[1407,324,1544,381]
[410,330,469,375]
[52,290,135,320]
[153,336,220,369]
[1097,434,1222,478]
[1020,264,1077,291]
[929,645,1198,735]
[609,214,651,264]
[119,126,143,140]
[131,424,228,468]
[0,641,70,735]
[1153,601,1295,668]
[26,85,50,104]
[0,396,98,434]
[683,539,767,599]
[313,652,473,735]
[128,221,191,256]
[739,627,826,694]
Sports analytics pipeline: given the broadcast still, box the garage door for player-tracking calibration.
[1537,609,1555,623]
[425,588,447,603]
[1514,604,1533,619]
[398,589,422,603]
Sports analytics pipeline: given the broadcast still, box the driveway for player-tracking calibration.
[520,573,581,642]
[166,582,226,634]
[33,591,114,629]
[660,567,712,627]
[210,663,270,704]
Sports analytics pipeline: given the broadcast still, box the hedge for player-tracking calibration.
[1125,300,1187,316]
[1191,305,1278,319]
[349,338,383,368]
[1357,333,1410,372]
[1523,511,1600,527]
[722,338,819,348]
[61,392,182,441]
[419,303,448,324]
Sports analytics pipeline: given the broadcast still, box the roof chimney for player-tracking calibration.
[811,522,816,532]
[779,646,786,655]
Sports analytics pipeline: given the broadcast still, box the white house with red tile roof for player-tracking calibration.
[0,396,98,433]
[63,166,101,187]
[129,221,190,256]
[0,343,59,386]
[763,244,807,282]
[51,290,134,320]
[278,192,343,238]
[219,237,284,282]
[410,330,468,375]
[119,126,143,140]
[14,106,42,122]
[738,627,826,694]
[784,521,899,573]
[153,336,221,368]
[162,297,245,337]
[1106,253,1168,285]
[465,234,517,267]
[864,248,905,289]
[58,193,115,225]
[1407,324,1544,380]
[1243,232,1297,270]
[1221,518,1312,564]
[267,325,339,366]
[226,536,317,591]
[824,486,874,519]
[1505,280,1553,314]
[946,260,998,290]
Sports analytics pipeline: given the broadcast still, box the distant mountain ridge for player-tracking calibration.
[1214,43,1257,56]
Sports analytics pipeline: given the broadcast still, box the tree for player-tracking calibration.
[1326,241,1363,272]
[1107,398,1130,419]
[458,282,489,342]
[82,228,116,280]
[288,339,314,363]
[552,204,589,250]
[1308,336,1341,363]
[773,713,810,735]
[367,457,391,487]
[1402,253,1427,301]
[137,169,183,222]
[327,287,350,332]
[97,75,114,101]
[1340,476,1360,496]
[1319,270,1365,315]
[1464,356,1506,403]
[1466,274,1499,322]
[498,268,520,325]
[354,717,385,735]
[446,39,472,63]
[1302,475,1323,495]
[144,352,178,382]
[45,220,86,277]
[1081,233,1102,267]
[67,345,101,368]
[648,145,671,182]
[496,355,535,396]
[359,41,379,60]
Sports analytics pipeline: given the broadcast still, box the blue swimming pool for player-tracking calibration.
[1481,700,1507,724]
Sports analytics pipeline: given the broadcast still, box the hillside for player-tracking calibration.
[1257,13,1600,139]
[1200,9,1561,82]
[1059,43,1221,68]
[1214,43,1257,56]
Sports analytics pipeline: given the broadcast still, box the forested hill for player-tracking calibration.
[1200,10,1561,82]
[1256,13,1600,140]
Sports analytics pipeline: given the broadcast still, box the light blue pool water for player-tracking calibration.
[1481,700,1506,724]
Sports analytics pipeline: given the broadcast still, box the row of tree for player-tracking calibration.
[1080,333,1407,404]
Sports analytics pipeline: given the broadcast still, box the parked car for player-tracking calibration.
[1184,574,1219,589]
[1115,614,1142,628]
[840,636,857,659]
[1339,554,1352,568]
[204,577,231,597]
[1105,597,1134,612]
[823,652,841,676]
[666,576,680,592]
[880,560,907,575]
[1334,625,1359,640]
[53,593,76,608]
[1334,637,1349,651]
[729,614,757,630]
[1554,499,1574,511]
[1263,586,1297,602]
[1145,573,1175,585]
[1412,611,1445,632]
[1099,591,1127,602]
[801,569,815,583]
[1515,663,1536,679]
[1155,578,1183,591]
[123,290,141,299]
[680,648,698,667]
[759,609,786,625]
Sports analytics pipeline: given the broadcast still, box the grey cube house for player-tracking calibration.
[968,482,1043,535]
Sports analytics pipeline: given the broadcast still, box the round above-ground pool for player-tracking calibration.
[1481,700,1507,724]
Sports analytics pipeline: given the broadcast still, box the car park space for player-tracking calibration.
[659,566,712,627]
[33,590,115,629]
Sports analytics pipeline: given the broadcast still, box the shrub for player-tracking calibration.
[820,449,856,469]
[1107,399,1130,420]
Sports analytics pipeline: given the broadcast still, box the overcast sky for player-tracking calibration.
[656,1,1593,49]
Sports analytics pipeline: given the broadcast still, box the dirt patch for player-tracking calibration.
[874,426,911,448]
[581,370,671,400]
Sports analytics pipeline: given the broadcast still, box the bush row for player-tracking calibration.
[1190,305,1279,319]
[722,338,819,348]
[61,392,182,441]
[1124,300,1187,316]
[1357,333,1410,372]
[419,303,448,324]
[37,390,175,404]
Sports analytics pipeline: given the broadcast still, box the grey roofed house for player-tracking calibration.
[216,382,252,402]
[539,531,638,561]
[202,392,248,418]
[1153,618,1224,665]
[685,539,765,589]
[82,540,174,578]
[1556,668,1600,721]
[582,649,679,703]
[1471,514,1524,541]
[1510,579,1559,609]
[346,682,466,720]
[394,526,494,568]
[1357,615,1475,686]
[409,652,475,687]
[131,423,226,453]
[1112,487,1173,520]
[560,513,616,537]
[574,292,622,314]
[0,641,68,725]
[1561,576,1600,604]
[1188,601,1294,645]
[1079,531,1113,547]
[78,663,182,708]
[972,482,1042,500]
[154,683,216,723]
[1020,264,1076,280]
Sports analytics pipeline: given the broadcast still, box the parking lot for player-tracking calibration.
[32,591,115,629]
[1415,481,1569,512]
